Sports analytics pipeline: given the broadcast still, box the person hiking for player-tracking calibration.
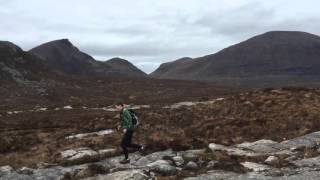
[115,102,143,164]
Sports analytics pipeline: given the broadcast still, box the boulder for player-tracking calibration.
[236,139,285,153]
[0,165,14,173]
[241,162,271,172]
[184,149,206,155]
[208,143,227,151]
[147,160,177,176]
[66,129,115,140]
[72,164,109,179]
[0,166,15,177]
[177,149,205,162]
[173,156,185,166]
[265,156,280,165]
[184,170,240,180]
[184,161,199,170]
[0,173,33,180]
[209,143,261,157]
[134,149,175,166]
[61,147,98,161]
[293,155,320,167]
[83,169,149,180]
[98,148,117,157]
[36,162,57,169]
[18,167,34,175]
[134,156,153,167]
[101,153,143,171]
[181,152,198,162]
[281,131,320,149]
[206,160,218,169]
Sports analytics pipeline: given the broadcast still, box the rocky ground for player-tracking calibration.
[1,87,320,179]
[2,130,320,179]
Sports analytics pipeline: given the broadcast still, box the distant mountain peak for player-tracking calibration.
[104,57,147,76]
[263,30,312,35]
[0,41,23,57]
[151,31,320,87]
[246,31,320,44]
[33,38,76,50]
[105,57,132,65]
[29,40,146,77]
[50,38,73,46]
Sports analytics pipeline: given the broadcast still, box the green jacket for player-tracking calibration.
[120,108,133,130]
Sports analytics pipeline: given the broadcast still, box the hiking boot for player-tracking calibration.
[119,158,130,164]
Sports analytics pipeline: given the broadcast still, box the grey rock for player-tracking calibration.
[184,168,320,180]
[281,131,320,149]
[265,156,280,165]
[184,161,199,170]
[134,149,175,166]
[177,149,205,162]
[284,155,298,162]
[179,152,199,162]
[209,140,295,159]
[241,162,271,172]
[65,129,115,140]
[100,153,143,171]
[173,156,185,166]
[144,149,175,162]
[83,169,149,180]
[61,147,98,161]
[236,140,286,153]
[32,166,73,180]
[184,149,206,155]
[147,160,177,175]
[292,155,320,167]
[0,165,14,174]
[147,160,171,167]
[206,160,218,169]
[184,170,241,180]
[208,143,227,151]
[0,172,34,180]
[36,162,57,169]
[133,156,153,167]
[17,167,34,175]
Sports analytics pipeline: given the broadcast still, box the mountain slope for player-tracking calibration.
[151,31,320,87]
[104,57,147,77]
[29,39,146,77]
[0,41,53,84]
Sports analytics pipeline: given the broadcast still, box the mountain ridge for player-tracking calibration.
[151,31,320,87]
[29,39,146,77]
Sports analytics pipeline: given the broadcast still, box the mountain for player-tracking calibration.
[0,40,221,110]
[104,57,147,77]
[151,31,320,87]
[0,41,53,84]
[29,39,146,77]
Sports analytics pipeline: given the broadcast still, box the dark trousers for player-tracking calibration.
[121,129,141,159]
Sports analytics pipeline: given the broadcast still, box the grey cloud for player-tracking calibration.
[1,0,320,73]
[80,38,215,58]
[193,1,276,39]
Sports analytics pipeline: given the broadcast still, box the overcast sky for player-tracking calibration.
[1,0,319,73]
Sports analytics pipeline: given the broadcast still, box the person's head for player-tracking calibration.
[115,102,124,110]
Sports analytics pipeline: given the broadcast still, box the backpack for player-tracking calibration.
[128,109,139,127]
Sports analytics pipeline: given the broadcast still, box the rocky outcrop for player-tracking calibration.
[65,129,115,140]
[60,147,117,163]
[83,169,149,180]
[3,131,320,179]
